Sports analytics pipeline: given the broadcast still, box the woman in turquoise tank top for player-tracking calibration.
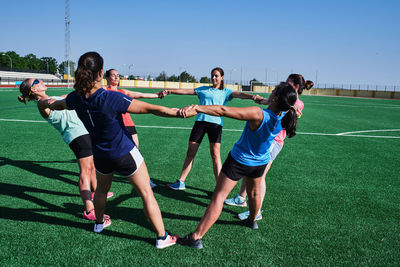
[176,82,298,249]
[18,78,113,222]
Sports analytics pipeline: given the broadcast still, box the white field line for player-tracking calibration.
[1,118,400,139]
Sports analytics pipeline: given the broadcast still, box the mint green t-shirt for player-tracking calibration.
[46,96,88,144]
[195,86,233,126]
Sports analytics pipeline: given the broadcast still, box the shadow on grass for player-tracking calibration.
[146,177,238,217]
[0,156,78,186]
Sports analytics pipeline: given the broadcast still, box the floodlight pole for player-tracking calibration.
[65,0,71,88]
[0,53,13,71]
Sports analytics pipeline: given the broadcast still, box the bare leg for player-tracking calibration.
[245,175,263,221]
[132,134,139,148]
[259,161,272,205]
[178,141,200,182]
[127,161,165,236]
[209,142,222,182]
[77,156,96,212]
[237,161,272,204]
[192,172,238,240]
[94,171,113,223]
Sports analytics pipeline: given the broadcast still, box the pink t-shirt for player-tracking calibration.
[274,99,304,146]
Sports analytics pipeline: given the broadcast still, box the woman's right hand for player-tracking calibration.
[178,104,198,118]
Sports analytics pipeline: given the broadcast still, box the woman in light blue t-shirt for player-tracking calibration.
[177,82,298,249]
[158,67,260,191]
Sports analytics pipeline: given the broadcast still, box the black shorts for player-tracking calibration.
[68,134,93,159]
[221,152,267,181]
[94,146,144,177]
[189,121,222,144]
[126,126,137,135]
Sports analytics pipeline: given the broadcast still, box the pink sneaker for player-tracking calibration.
[156,232,179,249]
[94,217,111,233]
[91,192,114,200]
[83,210,110,221]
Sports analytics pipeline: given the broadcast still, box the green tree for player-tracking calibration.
[24,54,42,70]
[167,75,179,82]
[40,57,58,74]
[179,71,197,83]
[58,60,76,76]
[155,71,168,81]
[200,76,211,83]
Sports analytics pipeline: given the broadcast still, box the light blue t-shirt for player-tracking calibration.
[195,86,233,126]
[230,108,286,166]
[46,96,88,145]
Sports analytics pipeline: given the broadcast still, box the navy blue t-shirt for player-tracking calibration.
[66,88,134,159]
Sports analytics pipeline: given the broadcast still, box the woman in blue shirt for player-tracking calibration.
[177,82,298,249]
[47,52,182,249]
[158,67,260,190]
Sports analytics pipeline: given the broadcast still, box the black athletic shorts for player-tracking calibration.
[126,126,137,135]
[189,121,222,144]
[94,146,144,177]
[221,152,268,181]
[69,134,93,159]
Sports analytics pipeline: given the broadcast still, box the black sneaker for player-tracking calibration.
[242,218,258,229]
[178,234,203,249]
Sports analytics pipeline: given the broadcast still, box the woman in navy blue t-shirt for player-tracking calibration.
[47,52,182,249]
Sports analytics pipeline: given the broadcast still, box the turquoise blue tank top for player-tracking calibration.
[230,108,285,166]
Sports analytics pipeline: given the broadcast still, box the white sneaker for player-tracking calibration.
[94,218,111,233]
[238,210,262,221]
[156,232,179,249]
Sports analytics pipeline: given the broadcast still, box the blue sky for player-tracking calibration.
[0,0,399,86]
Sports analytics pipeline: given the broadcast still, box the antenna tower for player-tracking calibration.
[64,0,71,87]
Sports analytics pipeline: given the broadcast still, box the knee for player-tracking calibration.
[186,147,198,158]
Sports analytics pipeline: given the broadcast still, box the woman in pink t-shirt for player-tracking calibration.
[224,74,314,221]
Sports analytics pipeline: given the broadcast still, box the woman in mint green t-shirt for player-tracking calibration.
[18,78,112,221]
[158,67,260,191]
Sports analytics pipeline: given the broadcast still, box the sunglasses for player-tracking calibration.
[29,79,40,95]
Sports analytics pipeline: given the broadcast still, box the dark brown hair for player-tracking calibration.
[74,52,104,96]
[17,78,36,104]
[105,69,116,78]
[211,67,224,90]
[286,74,314,95]
[274,82,298,138]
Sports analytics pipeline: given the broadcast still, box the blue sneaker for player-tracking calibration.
[167,180,186,190]
[224,195,247,207]
[150,179,157,188]
[178,234,203,249]
[238,210,262,221]
[242,218,258,229]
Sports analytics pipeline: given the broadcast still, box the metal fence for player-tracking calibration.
[234,80,399,92]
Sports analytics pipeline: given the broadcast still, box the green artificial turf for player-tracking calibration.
[0,87,399,266]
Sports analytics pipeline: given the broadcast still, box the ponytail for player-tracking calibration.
[273,82,298,138]
[74,52,104,96]
[74,66,95,96]
[282,107,297,138]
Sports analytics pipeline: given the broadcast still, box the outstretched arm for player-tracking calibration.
[181,104,263,126]
[126,99,182,117]
[120,89,159,99]
[157,89,196,98]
